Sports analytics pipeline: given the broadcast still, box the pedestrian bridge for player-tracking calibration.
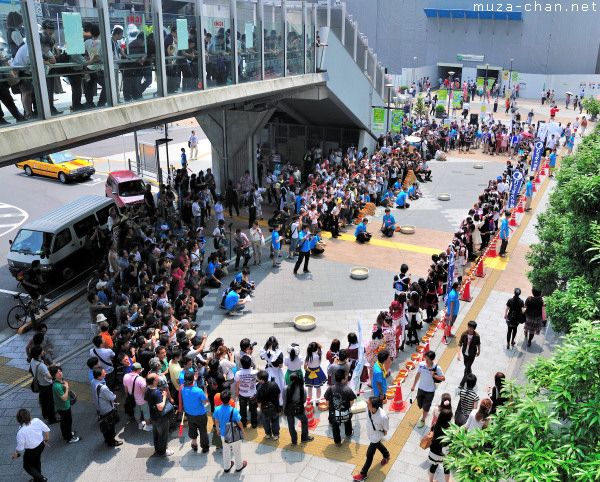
[0,0,387,187]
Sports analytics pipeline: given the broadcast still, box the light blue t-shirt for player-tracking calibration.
[372,363,387,397]
[447,289,459,315]
[180,385,208,416]
[396,191,407,207]
[224,290,240,311]
[214,404,241,433]
[271,231,280,249]
[355,224,367,237]
[298,231,311,252]
[526,181,533,197]
[383,214,396,227]
[500,217,509,239]
[417,361,444,393]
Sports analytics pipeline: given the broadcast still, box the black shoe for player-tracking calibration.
[191,442,198,452]
[50,107,62,115]
[251,424,258,429]
[0,118,10,125]
[303,270,311,273]
[224,461,235,473]
[301,436,314,443]
[48,418,61,424]
[108,441,123,447]
[202,448,210,453]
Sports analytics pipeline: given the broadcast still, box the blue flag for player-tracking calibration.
[445,248,455,304]
[509,170,524,208]
[531,140,544,172]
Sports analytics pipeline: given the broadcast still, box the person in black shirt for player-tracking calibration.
[22,260,48,313]
[256,370,282,439]
[144,184,155,215]
[324,369,356,446]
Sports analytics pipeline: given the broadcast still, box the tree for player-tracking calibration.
[413,96,428,118]
[582,96,600,121]
[442,320,600,482]
[526,127,600,332]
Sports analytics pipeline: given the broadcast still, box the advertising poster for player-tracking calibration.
[390,110,404,132]
[373,108,385,130]
[438,89,448,102]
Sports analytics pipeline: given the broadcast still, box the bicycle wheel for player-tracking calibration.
[7,305,29,330]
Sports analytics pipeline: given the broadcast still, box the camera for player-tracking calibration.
[250,341,257,347]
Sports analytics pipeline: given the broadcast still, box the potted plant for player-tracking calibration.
[435,104,446,119]
[400,85,408,94]
[582,96,600,121]
[414,96,428,118]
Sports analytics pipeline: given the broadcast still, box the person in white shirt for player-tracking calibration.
[188,130,199,159]
[90,335,116,389]
[288,215,300,258]
[213,198,225,227]
[353,396,390,481]
[12,409,50,481]
[249,221,263,265]
[235,355,258,427]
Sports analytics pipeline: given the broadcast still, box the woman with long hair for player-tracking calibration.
[490,372,507,414]
[284,343,304,386]
[524,288,545,347]
[261,336,285,403]
[304,342,326,402]
[364,326,386,386]
[427,405,453,482]
[465,398,492,431]
[282,372,314,445]
[504,288,524,349]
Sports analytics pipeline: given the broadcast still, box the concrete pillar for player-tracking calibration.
[196,108,275,194]
[358,130,376,153]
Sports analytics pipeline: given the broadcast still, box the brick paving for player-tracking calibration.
[0,105,586,480]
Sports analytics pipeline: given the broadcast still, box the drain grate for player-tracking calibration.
[274,322,295,327]
[313,301,334,307]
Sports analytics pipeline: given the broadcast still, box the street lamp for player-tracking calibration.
[485,63,489,96]
[447,70,455,116]
[385,78,394,133]
[508,58,514,92]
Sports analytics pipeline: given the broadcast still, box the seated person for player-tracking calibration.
[224,282,247,316]
[379,189,392,208]
[419,160,432,181]
[232,267,255,298]
[380,208,396,237]
[310,229,326,255]
[354,218,372,243]
[435,149,447,161]
[407,182,421,201]
[395,187,410,209]
[205,253,222,288]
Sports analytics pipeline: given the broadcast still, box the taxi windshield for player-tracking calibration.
[119,180,145,197]
[10,230,53,255]
[51,151,77,164]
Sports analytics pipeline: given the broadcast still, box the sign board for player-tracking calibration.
[457,54,484,62]
[438,89,447,102]
[390,110,404,132]
[62,12,85,55]
[502,70,510,81]
[452,92,463,108]
[372,108,385,130]
[512,71,519,82]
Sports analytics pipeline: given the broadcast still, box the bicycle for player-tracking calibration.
[7,291,36,330]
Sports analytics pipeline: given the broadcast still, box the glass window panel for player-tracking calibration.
[306,25,314,73]
[0,1,42,125]
[237,2,260,83]
[263,22,283,78]
[204,16,232,87]
[163,13,201,94]
[287,24,303,76]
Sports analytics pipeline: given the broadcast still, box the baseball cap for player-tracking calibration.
[96,281,108,290]
[132,362,142,370]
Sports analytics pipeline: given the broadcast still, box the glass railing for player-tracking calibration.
[0,0,386,129]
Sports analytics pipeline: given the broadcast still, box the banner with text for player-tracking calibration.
[373,108,385,130]
[531,140,545,172]
[477,77,485,94]
[452,92,463,108]
[502,70,510,81]
[509,170,524,208]
[390,110,404,132]
[445,248,455,304]
[438,89,447,102]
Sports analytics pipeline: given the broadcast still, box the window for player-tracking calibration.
[73,215,96,239]
[96,205,114,225]
[52,228,72,253]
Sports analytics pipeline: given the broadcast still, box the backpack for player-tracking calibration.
[220,287,232,309]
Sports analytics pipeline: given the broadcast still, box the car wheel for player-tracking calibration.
[62,266,74,280]
[59,172,68,184]
[24,165,33,176]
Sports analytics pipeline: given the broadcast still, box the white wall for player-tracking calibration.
[499,73,600,100]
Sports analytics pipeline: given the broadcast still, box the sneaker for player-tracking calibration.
[224,461,235,473]
[301,436,314,443]
[138,422,145,430]
[417,420,425,429]
[145,424,153,432]
[191,443,198,452]
[272,435,279,441]
[228,311,241,316]
[68,437,80,443]
[353,474,367,481]
[265,434,272,439]
[381,457,390,466]
[441,337,449,345]
[164,450,174,457]
[235,461,248,472]
[345,430,354,439]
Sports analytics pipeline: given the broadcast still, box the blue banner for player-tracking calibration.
[509,170,524,208]
[531,140,544,172]
[349,315,365,396]
[445,248,455,304]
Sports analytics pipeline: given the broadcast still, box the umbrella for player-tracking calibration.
[565,91,573,96]
[521,132,533,138]
[405,135,421,143]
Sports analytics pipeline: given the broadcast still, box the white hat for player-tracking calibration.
[196,227,204,232]
[96,281,108,290]
[96,314,107,323]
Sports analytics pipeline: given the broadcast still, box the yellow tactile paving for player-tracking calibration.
[323,232,444,256]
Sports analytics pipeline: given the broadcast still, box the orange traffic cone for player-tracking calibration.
[388,385,408,413]
[301,397,320,430]
[474,258,485,278]
[437,313,447,331]
[516,196,525,213]
[487,235,498,258]
[540,159,547,175]
[509,209,518,227]
[460,278,472,302]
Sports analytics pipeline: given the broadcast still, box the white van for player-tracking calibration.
[7,195,119,280]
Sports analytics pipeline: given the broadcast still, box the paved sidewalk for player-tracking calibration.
[0,118,583,481]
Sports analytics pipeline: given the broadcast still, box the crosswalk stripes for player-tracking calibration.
[438,208,469,230]
[0,203,28,238]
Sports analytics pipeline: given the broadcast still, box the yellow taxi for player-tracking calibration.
[16,150,96,183]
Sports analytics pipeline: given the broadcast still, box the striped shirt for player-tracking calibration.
[458,388,480,417]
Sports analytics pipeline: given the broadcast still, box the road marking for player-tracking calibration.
[0,202,28,237]
[0,288,20,295]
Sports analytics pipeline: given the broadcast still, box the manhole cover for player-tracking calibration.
[313,301,334,307]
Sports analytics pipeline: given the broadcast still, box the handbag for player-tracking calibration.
[98,410,120,434]
[160,398,175,417]
[124,375,139,416]
[30,363,40,393]
[420,429,434,450]
[261,401,278,418]
[454,406,467,427]
[224,407,244,443]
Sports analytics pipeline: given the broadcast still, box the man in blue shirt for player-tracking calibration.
[271,224,282,268]
[548,147,557,177]
[213,390,247,472]
[355,218,372,243]
[293,224,312,275]
[442,281,460,344]
[180,371,209,453]
[225,283,246,315]
[380,208,396,237]
[498,209,510,257]
[372,350,390,399]
[395,187,410,209]
[525,175,534,211]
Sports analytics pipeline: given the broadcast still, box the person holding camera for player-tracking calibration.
[355,218,372,243]
[233,228,251,269]
[293,225,313,274]
[352,396,390,480]
[180,370,210,453]
[235,355,258,428]
[411,350,445,429]
[224,283,247,316]
[145,373,175,457]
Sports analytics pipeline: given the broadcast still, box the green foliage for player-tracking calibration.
[526,127,600,331]
[443,321,600,482]
[582,97,600,116]
[414,96,427,118]
[544,277,600,333]
[435,104,446,113]
[400,85,408,93]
